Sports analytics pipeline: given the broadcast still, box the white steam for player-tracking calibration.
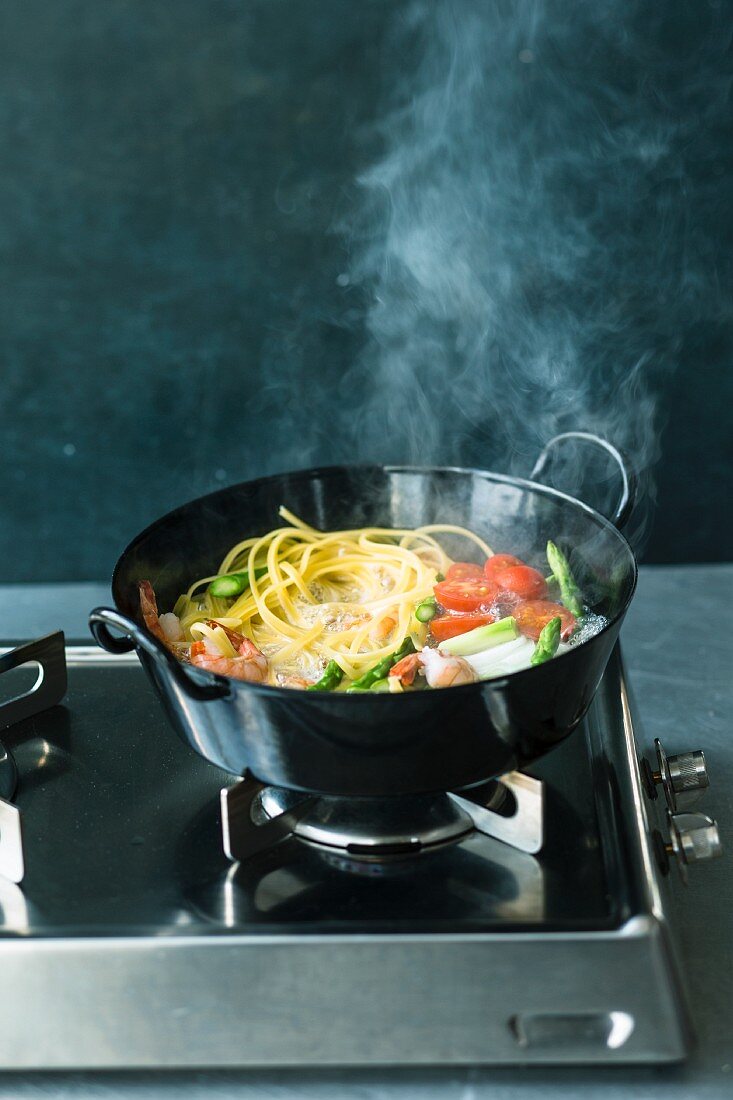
[335,0,728,546]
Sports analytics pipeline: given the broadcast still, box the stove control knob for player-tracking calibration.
[666,810,722,883]
[668,749,708,795]
[643,739,710,811]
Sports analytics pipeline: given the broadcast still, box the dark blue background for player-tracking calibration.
[0,1,730,580]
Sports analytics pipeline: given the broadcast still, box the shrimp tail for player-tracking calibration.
[139,580,184,650]
[138,580,166,643]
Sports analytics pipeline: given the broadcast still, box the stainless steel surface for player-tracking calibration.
[0,643,692,1068]
[451,772,544,855]
[0,565,730,1097]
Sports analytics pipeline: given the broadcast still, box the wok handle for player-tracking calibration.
[530,432,636,530]
[88,607,230,702]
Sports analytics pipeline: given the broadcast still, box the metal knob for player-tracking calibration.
[662,810,722,883]
[643,739,709,811]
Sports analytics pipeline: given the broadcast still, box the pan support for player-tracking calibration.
[220,769,543,865]
[0,633,68,884]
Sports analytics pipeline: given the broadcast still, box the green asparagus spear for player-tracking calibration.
[546,541,583,617]
[307,659,344,692]
[369,678,391,693]
[530,616,562,666]
[209,566,269,599]
[415,596,438,623]
[346,637,416,692]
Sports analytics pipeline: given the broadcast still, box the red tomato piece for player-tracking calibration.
[514,600,576,641]
[446,561,484,582]
[492,564,547,601]
[484,553,523,582]
[434,577,497,613]
[430,612,495,643]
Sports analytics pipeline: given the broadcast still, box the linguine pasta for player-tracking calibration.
[171,507,494,685]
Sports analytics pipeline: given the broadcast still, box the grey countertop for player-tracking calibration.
[0,564,731,1098]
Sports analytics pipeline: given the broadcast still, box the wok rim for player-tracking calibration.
[111,461,638,700]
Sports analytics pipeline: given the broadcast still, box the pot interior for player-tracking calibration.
[113,465,636,628]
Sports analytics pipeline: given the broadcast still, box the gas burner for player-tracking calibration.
[220,770,544,867]
[254,785,474,859]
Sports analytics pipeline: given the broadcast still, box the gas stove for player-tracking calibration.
[0,633,721,1068]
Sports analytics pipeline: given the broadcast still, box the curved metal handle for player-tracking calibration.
[530,432,637,530]
[89,607,230,702]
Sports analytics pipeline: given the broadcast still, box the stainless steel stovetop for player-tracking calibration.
[0,636,722,1068]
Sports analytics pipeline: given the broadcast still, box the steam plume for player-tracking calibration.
[336,0,729,546]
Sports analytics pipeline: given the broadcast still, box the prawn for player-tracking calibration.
[389,652,421,687]
[370,614,397,644]
[138,580,184,649]
[189,627,269,684]
[418,646,477,689]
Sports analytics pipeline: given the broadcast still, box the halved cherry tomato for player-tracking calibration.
[484,553,523,582]
[430,612,495,643]
[434,577,497,613]
[514,600,576,641]
[446,561,484,582]
[492,564,547,601]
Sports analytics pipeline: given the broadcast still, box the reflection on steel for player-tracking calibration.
[450,772,544,855]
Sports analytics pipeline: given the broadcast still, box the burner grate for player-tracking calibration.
[221,769,544,866]
[0,632,67,883]
[0,741,16,802]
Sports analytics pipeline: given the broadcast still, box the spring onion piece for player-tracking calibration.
[307,659,344,692]
[465,637,535,679]
[415,596,438,623]
[209,566,269,599]
[346,637,416,692]
[530,616,562,666]
[439,616,519,656]
[546,541,583,617]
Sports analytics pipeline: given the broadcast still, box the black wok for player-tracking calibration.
[89,433,637,796]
